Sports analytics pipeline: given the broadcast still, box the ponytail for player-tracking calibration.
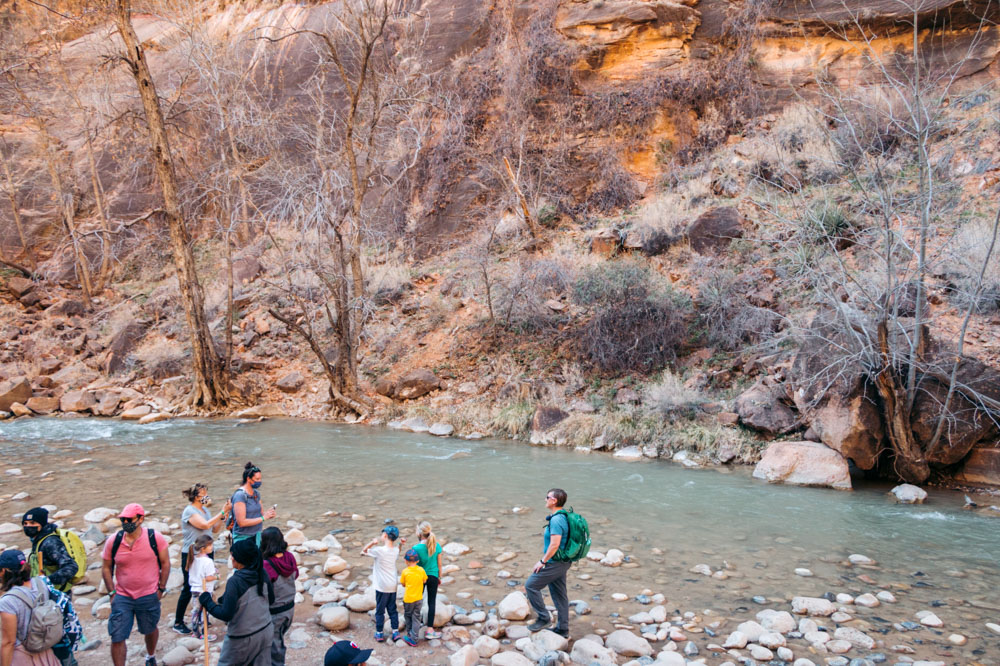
[182,483,206,502]
[418,521,437,557]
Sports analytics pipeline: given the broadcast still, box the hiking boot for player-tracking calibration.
[404,636,418,647]
[528,618,550,632]
[374,632,386,642]
[172,623,192,635]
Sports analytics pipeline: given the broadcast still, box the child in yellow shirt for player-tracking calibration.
[399,549,427,646]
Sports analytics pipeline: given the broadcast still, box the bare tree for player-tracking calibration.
[263,0,430,416]
[0,134,39,275]
[111,0,227,408]
[760,0,1000,481]
[5,64,96,305]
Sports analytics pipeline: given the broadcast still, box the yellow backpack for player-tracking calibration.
[29,529,87,591]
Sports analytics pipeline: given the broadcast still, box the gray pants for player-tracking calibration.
[270,609,293,666]
[403,601,421,640]
[525,560,572,631]
[217,624,274,666]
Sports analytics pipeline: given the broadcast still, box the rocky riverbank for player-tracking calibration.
[1,484,999,666]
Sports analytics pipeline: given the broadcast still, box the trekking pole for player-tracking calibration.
[203,607,210,666]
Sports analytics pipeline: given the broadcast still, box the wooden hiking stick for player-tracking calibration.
[203,607,210,666]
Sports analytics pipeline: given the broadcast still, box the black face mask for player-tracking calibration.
[23,526,40,538]
[121,521,140,534]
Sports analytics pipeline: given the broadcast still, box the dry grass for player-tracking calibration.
[644,370,702,416]
[946,215,1000,312]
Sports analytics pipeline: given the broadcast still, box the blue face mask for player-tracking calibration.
[251,481,262,490]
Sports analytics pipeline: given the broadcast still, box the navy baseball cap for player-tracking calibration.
[325,640,373,665]
[382,525,399,540]
[404,548,420,562]
[0,549,26,571]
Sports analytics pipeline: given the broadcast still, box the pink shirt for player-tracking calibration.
[102,527,167,599]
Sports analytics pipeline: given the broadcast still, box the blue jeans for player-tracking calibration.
[374,591,398,633]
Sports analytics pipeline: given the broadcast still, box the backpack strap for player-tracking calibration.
[148,529,162,571]
[2,584,36,611]
[109,531,125,576]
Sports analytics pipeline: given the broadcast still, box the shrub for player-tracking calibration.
[946,216,1000,312]
[644,371,702,416]
[573,262,690,373]
[496,257,573,331]
[695,266,780,350]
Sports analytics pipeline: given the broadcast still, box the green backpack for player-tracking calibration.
[551,508,591,563]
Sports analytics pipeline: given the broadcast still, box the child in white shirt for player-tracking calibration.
[187,534,218,640]
[361,525,404,642]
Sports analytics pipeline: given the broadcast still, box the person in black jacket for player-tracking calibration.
[22,507,78,593]
[199,539,274,666]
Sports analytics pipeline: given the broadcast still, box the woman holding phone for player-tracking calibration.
[232,462,276,546]
[173,483,231,635]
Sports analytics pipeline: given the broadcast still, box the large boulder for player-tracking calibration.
[394,368,443,400]
[913,343,1000,465]
[276,371,305,393]
[956,445,1000,485]
[753,440,852,490]
[605,629,652,657]
[0,378,32,412]
[569,638,616,665]
[807,381,883,470]
[531,406,568,432]
[736,382,797,435]
[60,390,97,413]
[105,321,148,375]
[497,591,530,620]
[318,606,350,631]
[491,652,534,666]
[686,207,744,254]
[6,277,34,298]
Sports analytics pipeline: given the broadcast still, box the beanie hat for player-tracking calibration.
[21,507,49,526]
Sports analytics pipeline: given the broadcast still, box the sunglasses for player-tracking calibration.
[120,517,140,523]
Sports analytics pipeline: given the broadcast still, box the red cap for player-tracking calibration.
[119,503,145,519]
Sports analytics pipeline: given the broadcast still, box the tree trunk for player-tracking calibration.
[0,151,37,271]
[85,132,113,289]
[114,0,226,408]
[874,320,930,483]
[37,128,93,309]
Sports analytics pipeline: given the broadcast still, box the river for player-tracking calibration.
[1,417,998,664]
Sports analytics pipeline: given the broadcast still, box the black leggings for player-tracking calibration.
[174,550,192,623]
[425,575,440,627]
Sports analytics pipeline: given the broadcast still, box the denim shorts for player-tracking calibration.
[108,593,161,642]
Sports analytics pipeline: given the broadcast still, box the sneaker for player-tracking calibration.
[528,619,550,632]
[144,658,157,666]
[404,636,418,647]
[425,629,440,639]
[204,633,218,643]
[553,628,570,638]
[374,632,386,643]
[391,630,401,642]
[172,623,192,635]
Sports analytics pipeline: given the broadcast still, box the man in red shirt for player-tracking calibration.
[101,503,171,666]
